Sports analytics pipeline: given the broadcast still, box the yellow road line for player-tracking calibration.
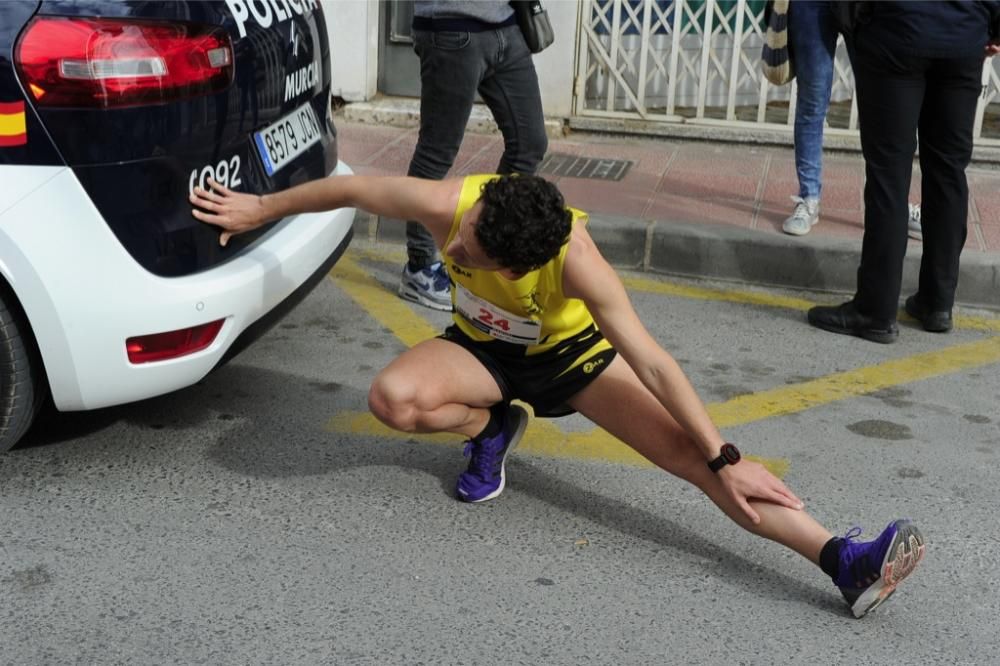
[328,253,438,348]
[350,246,407,263]
[621,275,817,312]
[350,245,1000,332]
[708,336,1000,428]
[326,337,1000,471]
[327,251,793,474]
[326,247,1000,477]
[620,274,1000,333]
[325,410,790,478]
[950,313,1000,334]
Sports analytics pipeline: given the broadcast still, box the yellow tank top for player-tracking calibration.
[444,175,602,356]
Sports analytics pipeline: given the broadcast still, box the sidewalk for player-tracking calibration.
[335,104,1000,309]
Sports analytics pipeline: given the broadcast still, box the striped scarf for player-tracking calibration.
[761,0,794,86]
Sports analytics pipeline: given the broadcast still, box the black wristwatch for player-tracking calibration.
[707,443,741,473]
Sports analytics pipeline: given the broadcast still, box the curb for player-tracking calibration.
[340,98,566,140]
[353,211,1000,310]
[339,98,1000,310]
[590,214,1000,309]
[339,97,1000,167]
[568,116,1000,167]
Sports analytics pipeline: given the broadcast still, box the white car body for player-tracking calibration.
[0,161,354,411]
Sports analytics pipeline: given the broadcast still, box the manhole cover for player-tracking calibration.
[538,152,633,181]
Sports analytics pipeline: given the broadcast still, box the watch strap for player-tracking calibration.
[707,454,729,473]
[707,443,741,473]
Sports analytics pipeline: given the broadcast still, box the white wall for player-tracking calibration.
[323,0,580,119]
[533,0,578,118]
[323,0,378,101]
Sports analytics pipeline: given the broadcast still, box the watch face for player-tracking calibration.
[722,443,741,464]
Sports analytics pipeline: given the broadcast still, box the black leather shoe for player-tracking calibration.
[807,301,899,344]
[904,294,953,333]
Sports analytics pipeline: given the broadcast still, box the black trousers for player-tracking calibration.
[850,34,984,320]
[404,24,547,267]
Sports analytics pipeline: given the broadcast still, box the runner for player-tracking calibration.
[191,173,925,618]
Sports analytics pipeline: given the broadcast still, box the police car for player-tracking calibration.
[0,0,354,450]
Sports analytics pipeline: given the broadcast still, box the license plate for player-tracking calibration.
[253,102,323,176]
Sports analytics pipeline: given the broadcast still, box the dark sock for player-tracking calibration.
[473,403,507,441]
[408,260,428,272]
[819,537,843,581]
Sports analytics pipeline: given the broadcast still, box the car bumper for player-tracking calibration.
[0,162,355,411]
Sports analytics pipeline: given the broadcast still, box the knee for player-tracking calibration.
[367,373,420,432]
[505,128,548,173]
[794,95,830,123]
[532,130,548,160]
[794,80,833,117]
[408,141,460,179]
[526,130,548,167]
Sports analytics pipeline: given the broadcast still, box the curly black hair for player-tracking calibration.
[475,175,572,273]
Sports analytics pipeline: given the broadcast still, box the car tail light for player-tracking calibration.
[15,17,233,108]
[126,319,225,364]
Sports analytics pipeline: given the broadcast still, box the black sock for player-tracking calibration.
[473,403,507,441]
[819,537,843,581]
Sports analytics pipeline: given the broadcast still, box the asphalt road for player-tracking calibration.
[2,244,999,665]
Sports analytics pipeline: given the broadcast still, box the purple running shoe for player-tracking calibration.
[834,520,926,618]
[456,404,529,503]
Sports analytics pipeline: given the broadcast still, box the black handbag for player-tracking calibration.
[510,0,554,54]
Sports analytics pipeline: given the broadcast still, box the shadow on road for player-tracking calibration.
[7,359,845,617]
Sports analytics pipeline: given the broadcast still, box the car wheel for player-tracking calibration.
[0,288,47,452]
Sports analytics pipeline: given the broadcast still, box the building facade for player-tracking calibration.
[324,0,1000,145]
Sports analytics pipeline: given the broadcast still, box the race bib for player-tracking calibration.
[455,284,541,345]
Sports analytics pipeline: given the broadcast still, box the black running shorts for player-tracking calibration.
[439,323,617,417]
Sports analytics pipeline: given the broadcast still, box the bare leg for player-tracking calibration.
[567,357,833,565]
[368,338,504,438]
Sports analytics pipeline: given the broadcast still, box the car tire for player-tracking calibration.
[0,287,46,452]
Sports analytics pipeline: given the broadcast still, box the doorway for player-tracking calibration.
[378,0,420,97]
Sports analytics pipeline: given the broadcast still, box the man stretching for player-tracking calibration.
[191,173,925,618]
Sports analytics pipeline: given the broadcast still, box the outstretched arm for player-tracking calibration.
[190,175,460,246]
[562,225,803,523]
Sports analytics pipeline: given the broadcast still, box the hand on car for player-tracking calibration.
[718,459,804,525]
[190,178,269,247]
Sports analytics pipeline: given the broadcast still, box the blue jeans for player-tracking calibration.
[406,24,548,267]
[789,1,839,200]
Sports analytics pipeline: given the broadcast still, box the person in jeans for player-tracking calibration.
[782,1,926,239]
[399,0,548,310]
[781,0,840,236]
[808,0,1000,342]
[191,172,926,619]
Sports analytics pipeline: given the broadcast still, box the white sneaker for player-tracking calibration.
[908,203,922,241]
[782,196,820,236]
[399,261,452,311]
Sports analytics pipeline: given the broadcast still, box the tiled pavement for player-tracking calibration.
[335,117,1000,307]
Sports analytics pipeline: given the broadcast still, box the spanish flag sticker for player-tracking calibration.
[0,101,28,147]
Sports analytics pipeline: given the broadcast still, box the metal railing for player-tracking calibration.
[574,0,1000,143]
